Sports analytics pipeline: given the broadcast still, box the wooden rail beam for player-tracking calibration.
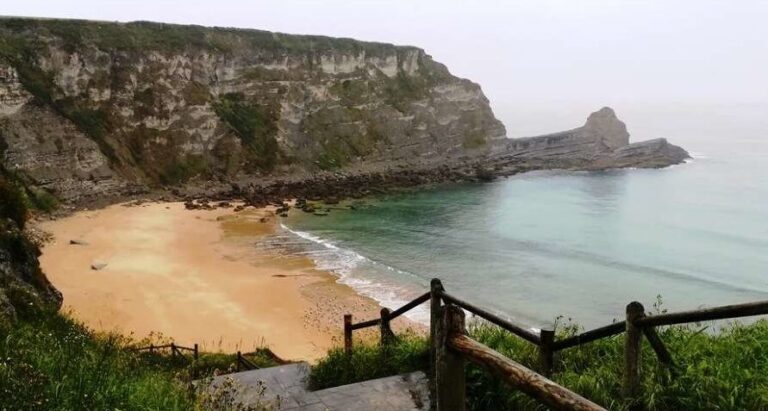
[439,291,541,344]
[387,291,431,321]
[643,327,675,368]
[553,321,626,351]
[449,332,605,411]
[636,300,768,327]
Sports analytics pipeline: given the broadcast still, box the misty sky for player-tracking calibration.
[3,1,766,138]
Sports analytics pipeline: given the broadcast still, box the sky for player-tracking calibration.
[2,0,767,138]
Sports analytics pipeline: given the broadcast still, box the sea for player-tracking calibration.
[267,103,768,330]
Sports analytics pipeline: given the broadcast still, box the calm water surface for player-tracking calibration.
[272,106,768,329]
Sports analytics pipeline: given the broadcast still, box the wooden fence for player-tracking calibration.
[344,278,768,411]
[132,343,264,372]
[133,342,199,362]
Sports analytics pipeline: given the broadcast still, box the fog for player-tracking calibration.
[3,0,766,138]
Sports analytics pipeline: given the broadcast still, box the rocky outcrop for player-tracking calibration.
[493,107,688,168]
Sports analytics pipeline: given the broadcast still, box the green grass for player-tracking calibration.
[309,333,429,390]
[0,312,196,410]
[309,320,768,411]
[0,310,283,410]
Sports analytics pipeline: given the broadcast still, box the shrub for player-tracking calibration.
[213,94,279,171]
[0,174,28,228]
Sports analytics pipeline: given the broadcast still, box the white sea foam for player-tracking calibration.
[279,224,430,324]
[689,151,709,159]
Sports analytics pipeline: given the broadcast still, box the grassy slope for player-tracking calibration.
[0,168,280,410]
[0,310,284,410]
[310,320,768,411]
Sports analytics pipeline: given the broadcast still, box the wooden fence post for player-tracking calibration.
[430,278,445,404]
[344,314,353,355]
[538,328,555,377]
[194,343,199,360]
[236,351,242,372]
[380,308,395,347]
[171,342,176,358]
[623,302,645,405]
[436,304,466,411]
[149,343,154,354]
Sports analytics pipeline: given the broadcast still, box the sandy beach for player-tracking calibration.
[38,202,419,362]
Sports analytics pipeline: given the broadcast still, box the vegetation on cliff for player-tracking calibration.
[213,93,280,172]
[310,320,768,411]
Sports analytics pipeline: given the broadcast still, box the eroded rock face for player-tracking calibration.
[496,106,687,167]
[0,18,506,201]
[582,106,629,150]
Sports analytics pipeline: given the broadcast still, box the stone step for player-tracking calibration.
[204,363,429,410]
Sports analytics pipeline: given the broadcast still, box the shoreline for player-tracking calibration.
[37,201,423,362]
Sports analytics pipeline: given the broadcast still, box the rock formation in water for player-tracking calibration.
[491,106,688,171]
[0,17,688,206]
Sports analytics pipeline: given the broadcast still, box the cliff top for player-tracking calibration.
[0,16,423,57]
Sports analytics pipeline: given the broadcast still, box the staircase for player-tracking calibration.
[204,363,430,410]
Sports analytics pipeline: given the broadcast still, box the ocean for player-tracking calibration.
[274,103,768,330]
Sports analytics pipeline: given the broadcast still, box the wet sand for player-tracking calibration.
[38,201,420,362]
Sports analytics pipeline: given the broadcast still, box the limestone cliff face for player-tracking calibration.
[0,18,506,202]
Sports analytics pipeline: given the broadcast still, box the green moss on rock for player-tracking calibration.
[213,93,280,171]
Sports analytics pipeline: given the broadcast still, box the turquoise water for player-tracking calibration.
[278,107,768,330]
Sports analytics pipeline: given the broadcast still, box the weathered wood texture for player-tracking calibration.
[388,291,431,320]
[436,305,466,411]
[344,314,353,355]
[350,318,380,330]
[538,329,555,376]
[448,333,606,411]
[623,302,644,405]
[553,321,626,351]
[636,300,768,327]
[439,291,541,344]
[430,278,445,407]
[643,327,674,367]
[380,308,396,346]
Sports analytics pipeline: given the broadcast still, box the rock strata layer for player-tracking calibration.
[0,17,688,207]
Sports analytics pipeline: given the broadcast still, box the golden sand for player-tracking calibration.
[37,201,417,362]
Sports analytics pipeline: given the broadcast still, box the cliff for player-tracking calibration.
[0,18,687,207]
[0,18,506,203]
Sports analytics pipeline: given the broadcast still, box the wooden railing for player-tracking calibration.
[133,342,199,362]
[236,351,260,372]
[344,278,768,411]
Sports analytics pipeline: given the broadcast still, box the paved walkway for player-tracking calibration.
[205,363,430,410]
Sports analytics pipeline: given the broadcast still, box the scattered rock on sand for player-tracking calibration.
[91,262,108,271]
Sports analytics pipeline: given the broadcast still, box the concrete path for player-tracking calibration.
[205,363,430,410]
